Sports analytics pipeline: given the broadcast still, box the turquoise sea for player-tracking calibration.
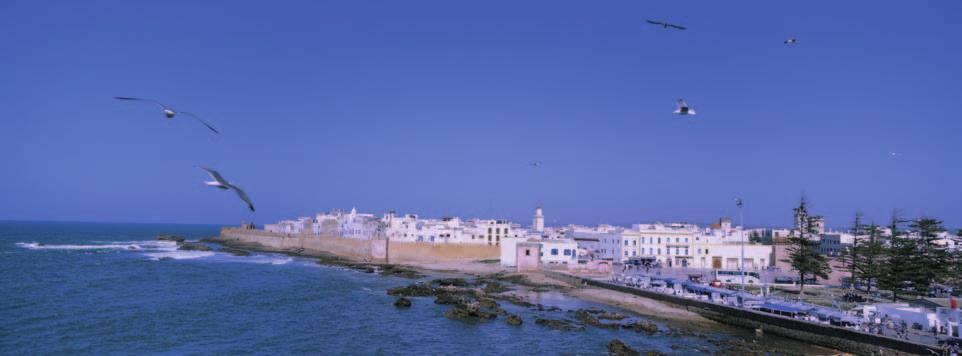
[0,221,823,355]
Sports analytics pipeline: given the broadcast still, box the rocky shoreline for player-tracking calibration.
[199,234,833,355]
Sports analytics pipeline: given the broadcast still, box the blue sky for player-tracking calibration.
[1,1,959,229]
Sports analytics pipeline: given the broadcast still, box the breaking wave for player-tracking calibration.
[16,241,177,251]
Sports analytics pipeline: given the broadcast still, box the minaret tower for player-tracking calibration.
[533,206,545,233]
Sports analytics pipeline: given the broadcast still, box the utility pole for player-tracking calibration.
[736,198,745,294]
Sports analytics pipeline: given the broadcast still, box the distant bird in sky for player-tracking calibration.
[528,161,542,168]
[889,152,900,157]
[784,37,799,45]
[646,20,686,30]
[201,167,255,212]
[114,97,220,134]
[673,99,696,116]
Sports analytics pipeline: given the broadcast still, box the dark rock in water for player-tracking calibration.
[219,247,250,256]
[477,297,500,309]
[534,318,584,331]
[506,314,523,326]
[394,297,412,308]
[482,280,511,294]
[434,292,468,305]
[621,320,659,334]
[490,293,535,307]
[432,278,473,287]
[644,351,667,356]
[387,283,435,297]
[606,339,639,356]
[444,305,497,321]
[157,234,185,243]
[177,242,212,251]
[378,265,423,279]
[575,309,619,329]
[597,311,627,320]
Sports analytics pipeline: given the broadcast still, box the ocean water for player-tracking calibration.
[0,221,807,355]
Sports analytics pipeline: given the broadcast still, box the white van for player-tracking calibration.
[715,270,761,285]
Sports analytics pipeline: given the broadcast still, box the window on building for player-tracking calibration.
[525,249,530,256]
[563,249,571,256]
[649,248,653,254]
[632,240,636,246]
[657,238,661,244]
[551,248,558,255]
[684,248,688,255]
[658,248,661,255]
[675,248,680,255]
[624,251,628,256]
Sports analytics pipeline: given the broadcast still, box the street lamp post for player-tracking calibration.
[736,198,745,294]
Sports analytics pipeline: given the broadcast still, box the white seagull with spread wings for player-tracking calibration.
[673,99,696,116]
[201,167,255,212]
[115,97,220,134]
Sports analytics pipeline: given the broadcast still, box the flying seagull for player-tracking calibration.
[784,37,799,45]
[114,97,220,134]
[201,167,255,212]
[673,99,696,116]
[646,20,686,30]
[528,161,542,168]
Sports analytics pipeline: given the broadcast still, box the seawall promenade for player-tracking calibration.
[545,271,941,356]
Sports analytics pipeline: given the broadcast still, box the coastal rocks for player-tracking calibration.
[432,278,474,287]
[482,280,511,294]
[434,291,471,305]
[489,293,535,308]
[477,297,500,309]
[444,305,497,321]
[378,265,423,279]
[219,247,250,256]
[534,318,584,331]
[157,234,185,243]
[387,283,435,297]
[394,297,412,308]
[505,314,523,326]
[574,309,620,329]
[621,320,659,334]
[606,339,639,356]
[177,242,212,251]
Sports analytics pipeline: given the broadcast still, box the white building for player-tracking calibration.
[540,239,578,265]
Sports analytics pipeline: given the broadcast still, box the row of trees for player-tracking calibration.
[784,198,962,300]
[843,212,962,300]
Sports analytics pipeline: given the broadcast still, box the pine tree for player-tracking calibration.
[877,214,919,301]
[855,223,886,292]
[908,217,950,295]
[840,211,864,290]
[782,198,832,298]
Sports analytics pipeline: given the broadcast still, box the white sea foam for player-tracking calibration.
[145,251,216,260]
[237,256,293,265]
[16,241,158,250]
